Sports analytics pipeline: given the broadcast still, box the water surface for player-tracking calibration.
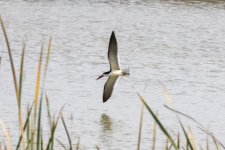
[0,0,225,149]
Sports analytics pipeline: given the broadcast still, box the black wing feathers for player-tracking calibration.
[103,76,119,102]
[108,31,120,70]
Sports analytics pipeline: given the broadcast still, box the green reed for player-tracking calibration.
[137,92,225,150]
[0,16,65,150]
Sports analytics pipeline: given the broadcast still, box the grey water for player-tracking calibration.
[0,0,225,149]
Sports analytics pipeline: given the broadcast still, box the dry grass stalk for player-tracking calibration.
[0,119,12,150]
[137,102,144,150]
[0,16,25,150]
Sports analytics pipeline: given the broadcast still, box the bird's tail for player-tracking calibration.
[123,68,130,75]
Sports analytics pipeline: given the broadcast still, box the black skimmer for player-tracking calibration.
[97,31,129,103]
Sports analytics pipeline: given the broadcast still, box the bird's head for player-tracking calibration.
[97,71,110,80]
[97,74,104,80]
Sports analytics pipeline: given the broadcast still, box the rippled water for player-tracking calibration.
[1,0,225,149]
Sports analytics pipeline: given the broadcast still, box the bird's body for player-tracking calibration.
[97,31,129,103]
[105,70,129,76]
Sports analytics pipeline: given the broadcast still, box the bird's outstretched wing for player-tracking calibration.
[103,76,119,102]
[108,31,120,71]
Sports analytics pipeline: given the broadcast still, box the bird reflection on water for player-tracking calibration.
[99,113,114,148]
[100,113,113,132]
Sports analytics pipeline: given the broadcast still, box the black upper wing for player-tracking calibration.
[108,31,120,70]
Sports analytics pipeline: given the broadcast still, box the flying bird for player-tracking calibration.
[97,31,129,103]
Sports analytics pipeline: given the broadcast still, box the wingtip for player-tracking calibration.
[111,30,115,37]
[110,30,117,42]
[103,97,108,103]
[103,94,111,103]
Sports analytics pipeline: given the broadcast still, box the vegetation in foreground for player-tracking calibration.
[0,16,224,150]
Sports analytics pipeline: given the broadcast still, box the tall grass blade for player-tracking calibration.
[18,42,25,109]
[210,133,224,149]
[0,16,26,150]
[187,140,189,150]
[165,105,225,149]
[0,16,18,99]
[31,45,44,150]
[41,37,52,103]
[30,45,44,150]
[34,45,44,116]
[36,95,43,150]
[41,129,44,150]
[18,42,26,150]
[178,119,194,150]
[137,103,144,150]
[61,114,73,150]
[45,95,52,129]
[152,125,157,150]
[16,103,34,150]
[76,137,80,150]
[188,127,197,150]
[46,106,64,150]
[0,119,12,150]
[26,105,31,150]
[56,139,67,150]
[164,105,204,129]
[46,119,58,150]
[177,132,180,149]
[137,93,178,150]
[212,134,220,150]
[43,37,52,81]
[152,114,157,150]
[162,83,173,108]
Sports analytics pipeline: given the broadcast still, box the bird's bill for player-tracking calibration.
[97,74,104,80]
